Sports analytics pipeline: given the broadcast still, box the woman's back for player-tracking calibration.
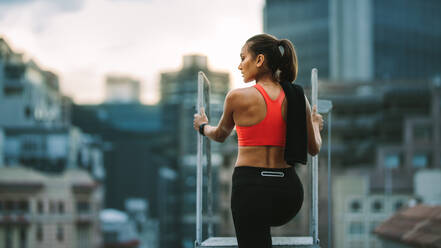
[233,82,290,168]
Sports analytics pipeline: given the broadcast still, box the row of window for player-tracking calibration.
[0,200,90,214]
[36,224,64,242]
[349,199,404,213]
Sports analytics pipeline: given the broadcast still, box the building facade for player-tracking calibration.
[159,54,230,248]
[0,166,102,248]
[0,37,69,128]
[264,0,441,83]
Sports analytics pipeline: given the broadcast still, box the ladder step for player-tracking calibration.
[197,237,314,248]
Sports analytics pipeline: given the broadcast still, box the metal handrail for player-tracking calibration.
[195,69,332,248]
[196,71,211,246]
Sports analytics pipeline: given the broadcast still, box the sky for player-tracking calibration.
[0,0,265,104]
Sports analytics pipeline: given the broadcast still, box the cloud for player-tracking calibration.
[0,0,264,104]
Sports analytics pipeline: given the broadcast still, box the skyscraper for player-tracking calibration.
[160,55,230,248]
[264,0,441,83]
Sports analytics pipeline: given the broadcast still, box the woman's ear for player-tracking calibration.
[256,54,265,68]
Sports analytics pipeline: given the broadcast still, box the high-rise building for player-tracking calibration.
[0,36,105,248]
[159,54,230,248]
[264,0,441,84]
[105,75,141,104]
[0,37,68,128]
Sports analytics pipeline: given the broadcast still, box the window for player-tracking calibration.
[19,226,27,248]
[56,225,64,242]
[36,224,43,242]
[413,154,429,168]
[18,200,29,214]
[395,200,404,211]
[37,201,44,214]
[5,225,12,248]
[5,200,14,213]
[58,202,65,214]
[371,200,383,213]
[350,200,362,213]
[349,221,365,235]
[76,201,90,214]
[384,153,400,169]
[49,201,56,214]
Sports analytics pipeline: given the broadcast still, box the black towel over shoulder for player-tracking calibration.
[279,81,308,165]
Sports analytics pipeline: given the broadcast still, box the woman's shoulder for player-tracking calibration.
[226,86,257,103]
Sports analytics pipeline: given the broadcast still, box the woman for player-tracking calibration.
[193,34,323,248]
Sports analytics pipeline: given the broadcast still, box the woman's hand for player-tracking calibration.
[193,107,209,131]
[312,105,324,131]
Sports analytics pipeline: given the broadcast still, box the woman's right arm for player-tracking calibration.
[305,96,323,156]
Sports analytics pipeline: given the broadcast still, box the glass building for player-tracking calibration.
[264,0,441,83]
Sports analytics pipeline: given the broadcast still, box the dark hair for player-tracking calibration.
[246,34,298,83]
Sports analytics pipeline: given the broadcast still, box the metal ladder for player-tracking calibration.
[195,69,332,248]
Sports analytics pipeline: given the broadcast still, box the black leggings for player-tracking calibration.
[231,166,304,248]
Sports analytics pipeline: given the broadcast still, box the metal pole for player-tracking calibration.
[327,111,332,248]
[196,72,204,245]
[204,74,213,238]
[311,68,319,245]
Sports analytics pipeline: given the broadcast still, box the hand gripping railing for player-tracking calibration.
[195,70,332,248]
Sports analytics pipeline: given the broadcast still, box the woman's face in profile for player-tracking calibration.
[238,44,258,83]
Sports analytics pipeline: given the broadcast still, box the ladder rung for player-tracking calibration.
[197,237,314,248]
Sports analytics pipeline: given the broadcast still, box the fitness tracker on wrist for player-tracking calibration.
[199,123,207,136]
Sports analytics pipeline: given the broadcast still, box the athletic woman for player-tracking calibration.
[193,33,323,248]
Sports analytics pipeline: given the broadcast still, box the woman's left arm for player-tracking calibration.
[193,90,237,143]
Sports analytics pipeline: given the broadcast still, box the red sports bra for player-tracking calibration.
[236,84,286,147]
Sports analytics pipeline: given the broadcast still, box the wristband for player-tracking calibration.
[199,123,207,136]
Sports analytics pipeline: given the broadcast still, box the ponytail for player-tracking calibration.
[277,39,298,83]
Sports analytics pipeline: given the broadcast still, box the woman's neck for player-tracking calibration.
[255,73,278,86]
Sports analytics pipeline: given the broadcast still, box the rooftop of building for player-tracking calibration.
[374,204,441,248]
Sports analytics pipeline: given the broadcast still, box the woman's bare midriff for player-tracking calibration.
[235,146,291,168]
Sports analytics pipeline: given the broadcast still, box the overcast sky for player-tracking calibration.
[0,0,265,104]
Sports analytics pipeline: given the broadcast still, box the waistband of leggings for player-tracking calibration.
[232,166,296,187]
[234,166,294,174]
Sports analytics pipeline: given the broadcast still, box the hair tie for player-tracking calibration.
[278,43,285,56]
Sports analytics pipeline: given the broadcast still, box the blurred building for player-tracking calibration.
[125,198,158,248]
[71,101,177,248]
[0,36,104,248]
[0,37,70,128]
[2,126,105,178]
[333,174,412,248]
[328,79,441,248]
[105,75,141,104]
[159,54,230,248]
[100,209,140,248]
[0,166,102,248]
[263,0,441,84]
[374,204,441,248]
[0,128,4,166]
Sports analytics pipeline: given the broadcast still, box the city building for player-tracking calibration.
[263,0,441,84]
[330,79,441,248]
[374,204,441,248]
[0,166,102,248]
[71,101,177,248]
[125,198,158,248]
[105,75,141,104]
[100,209,140,248]
[159,54,230,248]
[2,126,105,179]
[0,36,104,248]
[0,37,69,128]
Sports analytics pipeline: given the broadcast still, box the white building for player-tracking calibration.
[0,166,102,248]
[105,75,141,104]
[0,37,68,128]
[100,209,140,248]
